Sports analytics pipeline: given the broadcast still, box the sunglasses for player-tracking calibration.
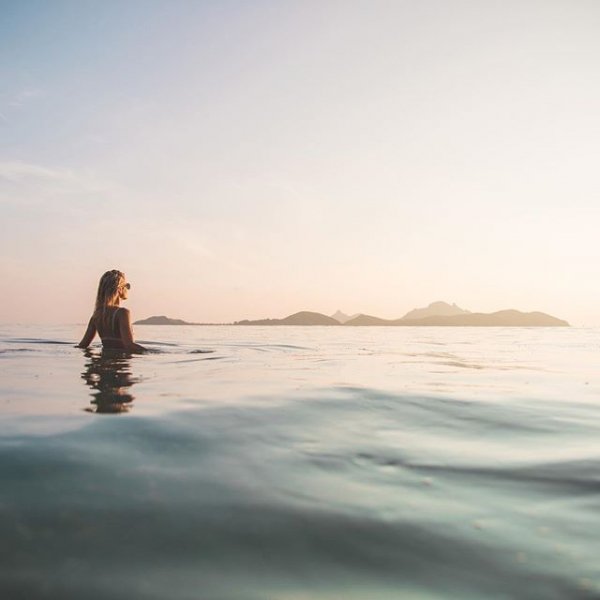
[121,283,131,290]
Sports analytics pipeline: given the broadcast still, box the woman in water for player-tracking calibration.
[78,269,146,353]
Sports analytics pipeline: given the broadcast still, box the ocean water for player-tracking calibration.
[1,324,600,599]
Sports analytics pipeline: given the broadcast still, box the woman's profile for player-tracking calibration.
[78,269,146,353]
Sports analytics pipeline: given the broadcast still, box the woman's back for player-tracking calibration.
[95,307,124,349]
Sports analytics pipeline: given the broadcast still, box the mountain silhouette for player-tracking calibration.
[401,301,469,320]
[343,314,389,326]
[235,311,340,326]
[330,310,360,324]
[136,304,569,327]
[345,310,568,327]
[134,315,192,325]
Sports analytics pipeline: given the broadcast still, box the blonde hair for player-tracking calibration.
[93,269,125,328]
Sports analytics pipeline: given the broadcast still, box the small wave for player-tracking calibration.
[266,343,313,350]
[439,360,485,370]
[222,343,312,352]
[5,338,73,345]
[168,356,226,364]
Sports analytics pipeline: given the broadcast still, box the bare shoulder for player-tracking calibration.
[118,307,132,320]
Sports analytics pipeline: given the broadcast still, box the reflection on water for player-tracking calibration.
[81,349,137,413]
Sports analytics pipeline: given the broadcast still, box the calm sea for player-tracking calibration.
[1,325,599,599]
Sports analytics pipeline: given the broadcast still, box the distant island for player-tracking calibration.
[401,301,470,320]
[234,311,340,326]
[343,310,568,327]
[135,302,569,327]
[134,315,194,325]
[330,310,360,324]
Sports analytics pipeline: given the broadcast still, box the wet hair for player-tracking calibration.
[93,269,125,327]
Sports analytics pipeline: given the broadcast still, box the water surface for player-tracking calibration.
[1,325,599,599]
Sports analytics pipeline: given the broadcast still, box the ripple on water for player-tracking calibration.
[2,387,600,598]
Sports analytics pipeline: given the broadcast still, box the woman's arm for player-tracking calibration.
[77,317,97,348]
[118,308,147,353]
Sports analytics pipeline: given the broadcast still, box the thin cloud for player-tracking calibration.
[0,161,75,182]
[6,87,45,109]
[0,87,45,121]
[0,160,119,193]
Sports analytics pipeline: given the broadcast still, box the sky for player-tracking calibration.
[1,0,599,325]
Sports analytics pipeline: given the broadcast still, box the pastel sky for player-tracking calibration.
[1,1,599,325]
